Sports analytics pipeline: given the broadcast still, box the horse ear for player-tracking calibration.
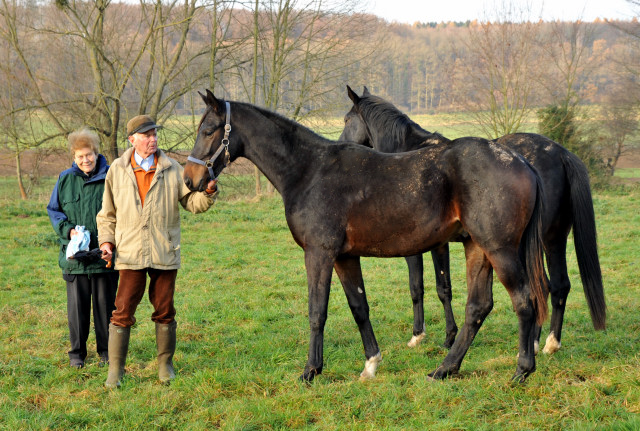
[346,85,360,105]
[362,86,370,96]
[201,89,224,114]
[198,91,208,106]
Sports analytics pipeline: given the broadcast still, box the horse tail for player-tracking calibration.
[562,151,606,330]
[522,171,549,326]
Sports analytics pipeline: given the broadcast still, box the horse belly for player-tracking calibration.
[342,216,458,258]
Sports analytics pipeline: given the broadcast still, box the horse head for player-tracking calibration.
[338,86,373,147]
[184,89,242,192]
[340,85,449,153]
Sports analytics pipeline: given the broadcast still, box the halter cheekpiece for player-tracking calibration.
[187,101,231,181]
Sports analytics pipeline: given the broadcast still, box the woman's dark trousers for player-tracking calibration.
[65,272,118,363]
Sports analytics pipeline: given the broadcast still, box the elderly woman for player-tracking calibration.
[47,129,118,368]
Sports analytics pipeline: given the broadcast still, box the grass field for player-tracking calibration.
[1,176,639,430]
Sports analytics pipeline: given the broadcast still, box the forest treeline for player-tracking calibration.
[1,0,638,198]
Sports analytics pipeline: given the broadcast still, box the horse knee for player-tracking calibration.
[308,315,327,333]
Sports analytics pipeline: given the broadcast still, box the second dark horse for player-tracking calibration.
[185,90,548,382]
[339,86,606,354]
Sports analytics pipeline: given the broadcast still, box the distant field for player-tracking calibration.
[615,168,640,180]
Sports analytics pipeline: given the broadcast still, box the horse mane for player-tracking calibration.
[239,101,332,147]
[357,95,450,148]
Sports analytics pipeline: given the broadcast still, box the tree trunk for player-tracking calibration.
[15,151,27,200]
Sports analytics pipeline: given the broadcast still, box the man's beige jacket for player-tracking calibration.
[97,147,215,270]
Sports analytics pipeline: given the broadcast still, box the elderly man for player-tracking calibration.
[98,115,217,388]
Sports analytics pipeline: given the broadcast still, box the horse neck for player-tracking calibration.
[240,107,321,192]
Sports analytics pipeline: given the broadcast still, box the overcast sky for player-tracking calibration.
[368,0,637,23]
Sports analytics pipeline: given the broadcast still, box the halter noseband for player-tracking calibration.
[187,101,231,181]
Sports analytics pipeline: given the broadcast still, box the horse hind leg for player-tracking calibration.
[404,254,426,347]
[491,250,539,382]
[542,239,571,355]
[334,255,382,381]
[429,241,493,380]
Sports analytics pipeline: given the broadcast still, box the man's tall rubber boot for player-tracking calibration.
[156,321,177,384]
[104,324,130,388]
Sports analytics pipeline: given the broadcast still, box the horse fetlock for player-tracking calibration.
[443,330,457,349]
[359,352,382,381]
[515,353,536,379]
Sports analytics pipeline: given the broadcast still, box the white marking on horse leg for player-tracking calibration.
[357,287,363,294]
[359,352,382,381]
[534,339,539,355]
[407,332,426,347]
[542,332,561,354]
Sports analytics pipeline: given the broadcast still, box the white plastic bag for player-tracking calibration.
[66,225,91,261]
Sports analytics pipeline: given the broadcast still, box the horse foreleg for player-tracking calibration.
[429,242,493,380]
[334,256,381,381]
[301,248,335,382]
[404,254,426,347]
[431,244,458,348]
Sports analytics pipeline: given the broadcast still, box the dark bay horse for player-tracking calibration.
[184,89,548,382]
[339,86,606,354]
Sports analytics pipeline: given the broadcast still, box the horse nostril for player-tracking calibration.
[184,177,192,189]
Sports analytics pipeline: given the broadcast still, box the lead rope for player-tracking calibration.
[187,101,231,181]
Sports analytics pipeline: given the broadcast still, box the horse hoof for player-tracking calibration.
[359,352,382,381]
[299,374,314,383]
[542,333,561,354]
[407,333,426,347]
[299,368,319,383]
[510,372,529,385]
[427,366,449,381]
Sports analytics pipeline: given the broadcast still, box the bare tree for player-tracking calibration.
[452,9,542,138]
[0,0,68,199]
[221,0,373,195]
[598,12,640,175]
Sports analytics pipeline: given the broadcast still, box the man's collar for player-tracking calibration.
[134,151,156,171]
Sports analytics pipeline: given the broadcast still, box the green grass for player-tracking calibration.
[1,177,639,430]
